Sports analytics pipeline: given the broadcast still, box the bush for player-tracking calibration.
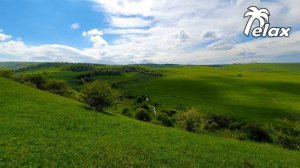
[242,124,272,142]
[161,109,177,116]
[81,80,117,111]
[25,74,47,89]
[0,69,13,78]
[205,122,220,131]
[274,133,300,150]
[136,95,147,103]
[228,121,243,130]
[157,113,174,127]
[206,114,231,128]
[140,103,150,111]
[44,79,70,96]
[121,108,132,117]
[135,108,152,121]
[177,108,202,132]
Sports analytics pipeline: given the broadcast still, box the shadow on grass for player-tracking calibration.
[82,105,116,116]
[121,75,300,124]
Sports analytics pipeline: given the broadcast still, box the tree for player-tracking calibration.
[26,74,46,89]
[81,80,117,111]
[44,79,70,96]
[177,108,202,132]
[0,69,13,78]
[135,108,152,121]
[244,6,270,36]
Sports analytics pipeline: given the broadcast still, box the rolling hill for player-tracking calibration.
[0,76,299,167]
[16,63,300,126]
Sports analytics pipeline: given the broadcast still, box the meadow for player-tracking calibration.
[15,63,300,125]
[1,62,300,166]
[0,76,300,167]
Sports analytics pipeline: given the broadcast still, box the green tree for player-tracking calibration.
[25,74,47,89]
[44,79,70,96]
[0,69,13,78]
[81,80,117,111]
[135,108,152,122]
[177,108,202,132]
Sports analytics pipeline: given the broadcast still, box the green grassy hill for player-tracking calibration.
[120,64,300,125]
[24,63,300,125]
[0,77,299,167]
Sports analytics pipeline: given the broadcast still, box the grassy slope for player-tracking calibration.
[119,64,300,125]
[16,63,300,125]
[0,77,299,167]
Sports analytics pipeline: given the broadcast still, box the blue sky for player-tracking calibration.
[0,0,299,64]
[0,0,108,48]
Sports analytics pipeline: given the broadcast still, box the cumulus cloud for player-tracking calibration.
[1,0,300,64]
[85,0,300,64]
[91,0,153,16]
[109,16,152,28]
[0,40,96,62]
[82,29,108,48]
[70,23,80,29]
[0,32,12,41]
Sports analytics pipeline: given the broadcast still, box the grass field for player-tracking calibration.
[0,77,300,167]
[119,64,300,125]
[20,63,300,126]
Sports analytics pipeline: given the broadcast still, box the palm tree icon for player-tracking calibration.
[244,6,270,36]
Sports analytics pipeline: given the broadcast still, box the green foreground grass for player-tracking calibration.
[0,77,299,167]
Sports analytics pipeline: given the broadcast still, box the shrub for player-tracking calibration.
[274,133,300,150]
[205,122,220,131]
[242,124,272,142]
[206,114,231,128]
[81,80,117,111]
[44,79,70,96]
[140,103,150,111]
[161,109,177,116]
[0,69,13,78]
[25,74,47,89]
[157,113,174,127]
[121,108,132,117]
[177,108,202,132]
[135,108,152,121]
[136,95,147,103]
[228,121,243,130]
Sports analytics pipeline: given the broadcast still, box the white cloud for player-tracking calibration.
[103,28,149,35]
[82,29,103,37]
[82,29,108,48]
[84,0,300,64]
[1,0,300,64]
[0,32,12,41]
[70,23,80,30]
[0,40,96,62]
[110,17,152,28]
[91,0,153,16]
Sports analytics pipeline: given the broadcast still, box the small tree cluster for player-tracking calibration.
[81,80,117,111]
[0,69,14,78]
[44,79,71,96]
[177,108,202,132]
[135,108,152,121]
